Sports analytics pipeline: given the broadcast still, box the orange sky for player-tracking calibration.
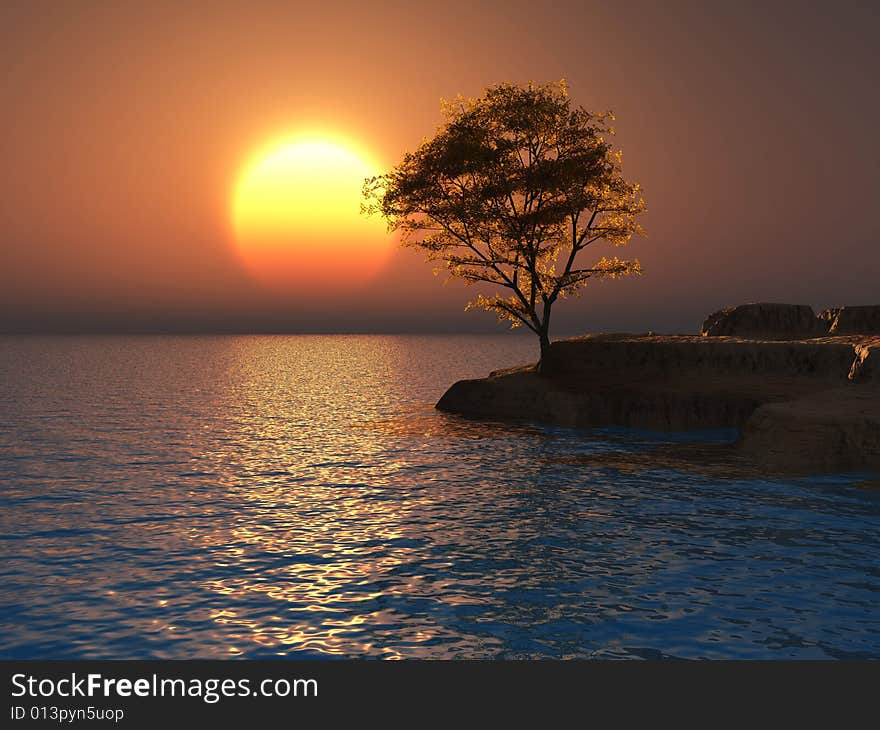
[1,0,877,333]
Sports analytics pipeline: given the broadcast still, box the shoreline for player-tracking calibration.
[436,333,880,474]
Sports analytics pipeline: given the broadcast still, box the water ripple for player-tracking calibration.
[0,334,878,659]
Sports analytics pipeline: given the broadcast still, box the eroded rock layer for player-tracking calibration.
[701,303,827,339]
[436,334,880,472]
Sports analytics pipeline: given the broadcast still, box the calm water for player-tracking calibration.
[1,335,878,659]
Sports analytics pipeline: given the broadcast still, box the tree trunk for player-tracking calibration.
[536,304,553,374]
[537,331,551,374]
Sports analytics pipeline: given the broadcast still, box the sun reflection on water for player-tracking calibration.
[1,335,879,659]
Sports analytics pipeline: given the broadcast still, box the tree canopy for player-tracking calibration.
[363,80,646,364]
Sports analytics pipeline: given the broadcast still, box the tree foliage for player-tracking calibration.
[363,80,646,363]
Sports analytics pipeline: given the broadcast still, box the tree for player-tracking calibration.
[363,81,645,369]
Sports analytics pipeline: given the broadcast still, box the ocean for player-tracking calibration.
[1,334,878,659]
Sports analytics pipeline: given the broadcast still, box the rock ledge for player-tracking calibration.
[437,333,880,473]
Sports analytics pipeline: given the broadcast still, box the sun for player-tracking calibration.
[231,133,391,292]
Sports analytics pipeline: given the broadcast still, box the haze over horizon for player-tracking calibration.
[1,0,877,335]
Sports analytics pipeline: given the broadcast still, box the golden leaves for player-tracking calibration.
[362,80,647,337]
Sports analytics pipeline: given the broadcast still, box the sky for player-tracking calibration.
[1,0,877,334]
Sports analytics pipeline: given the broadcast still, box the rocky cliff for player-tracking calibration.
[701,303,827,339]
[436,332,880,473]
[828,305,880,335]
[701,302,880,338]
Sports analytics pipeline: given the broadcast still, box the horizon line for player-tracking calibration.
[0,329,683,337]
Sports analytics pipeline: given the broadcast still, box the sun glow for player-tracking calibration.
[231,134,391,292]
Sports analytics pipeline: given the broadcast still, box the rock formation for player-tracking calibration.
[741,387,880,472]
[827,305,880,335]
[700,303,826,339]
[437,304,880,473]
[701,302,880,339]
[818,307,842,328]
